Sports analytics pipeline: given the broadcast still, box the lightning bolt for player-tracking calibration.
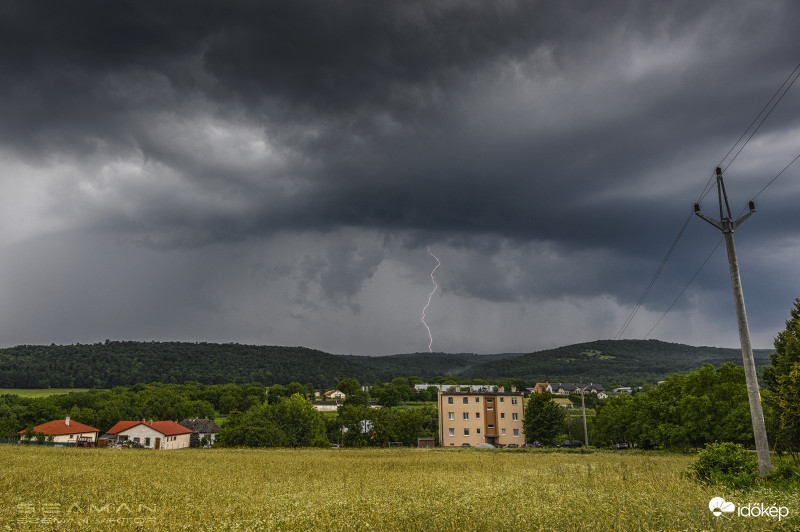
[421,247,440,353]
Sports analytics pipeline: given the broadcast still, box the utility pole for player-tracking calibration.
[694,167,771,478]
[581,388,589,448]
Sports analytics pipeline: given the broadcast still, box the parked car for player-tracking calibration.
[461,443,471,447]
[506,444,519,448]
[525,441,543,448]
[611,441,629,449]
[556,440,584,448]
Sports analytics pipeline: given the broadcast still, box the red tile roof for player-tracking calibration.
[18,419,99,436]
[106,420,193,437]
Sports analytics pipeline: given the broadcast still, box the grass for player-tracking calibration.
[0,388,95,398]
[2,446,797,530]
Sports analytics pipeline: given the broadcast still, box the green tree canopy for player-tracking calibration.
[763,298,800,452]
[522,392,566,445]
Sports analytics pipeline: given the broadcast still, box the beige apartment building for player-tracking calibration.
[438,389,525,447]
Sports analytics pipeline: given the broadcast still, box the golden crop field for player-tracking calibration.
[1,446,797,531]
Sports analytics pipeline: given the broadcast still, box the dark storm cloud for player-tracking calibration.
[1,0,799,352]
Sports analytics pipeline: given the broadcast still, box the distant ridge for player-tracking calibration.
[0,339,771,388]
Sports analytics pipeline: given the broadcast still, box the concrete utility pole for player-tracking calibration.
[694,167,772,478]
[581,389,589,448]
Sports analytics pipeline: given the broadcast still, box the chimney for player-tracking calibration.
[65,417,70,426]
[511,386,517,393]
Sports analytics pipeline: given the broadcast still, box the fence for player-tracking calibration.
[0,438,80,447]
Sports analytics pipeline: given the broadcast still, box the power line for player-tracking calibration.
[619,61,800,339]
[646,149,800,338]
[750,151,800,203]
[644,238,723,339]
[615,212,692,339]
[698,62,800,204]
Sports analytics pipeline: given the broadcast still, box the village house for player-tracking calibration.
[104,420,193,449]
[546,383,578,395]
[179,418,220,447]
[529,383,549,394]
[546,383,606,395]
[324,390,346,400]
[553,398,574,409]
[18,417,99,444]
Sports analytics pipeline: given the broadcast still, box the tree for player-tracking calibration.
[271,394,328,447]
[763,298,800,452]
[343,389,370,407]
[523,392,565,445]
[336,378,361,397]
[591,394,637,445]
[592,363,753,450]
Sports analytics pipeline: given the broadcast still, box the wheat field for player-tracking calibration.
[0,446,796,531]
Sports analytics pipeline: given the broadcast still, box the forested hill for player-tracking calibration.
[0,339,772,388]
[0,342,380,389]
[458,339,772,384]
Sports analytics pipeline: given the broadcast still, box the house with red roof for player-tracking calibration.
[18,417,99,444]
[104,420,193,450]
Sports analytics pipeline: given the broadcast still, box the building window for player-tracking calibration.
[512,413,519,421]
[477,428,481,435]
[145,437,151,446]
[133,437,140,443]
[69,434,74,439]
[475,397,480,403]
[488,424,494,429]
[500,397,504,403]
[500,413,505,419]
[487,399,493,403]
[487,407,493,411]
[448,412,454,420]
[475,412,480,419]
[449,428,455,436]
[464,428,469,436]
[463,412,469,420]
[511,398,518,405]
[513,429,520,437]
[448,397,454,404]
[462,397,468,405]
[502,428,506,435]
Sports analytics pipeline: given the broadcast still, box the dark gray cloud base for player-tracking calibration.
[1,1,799,353]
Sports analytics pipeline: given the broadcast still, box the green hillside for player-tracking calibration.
[0,339,772,388]
[0,341,379,389]
[458,339,772,384]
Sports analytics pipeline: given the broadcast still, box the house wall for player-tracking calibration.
[160,433,191,450]
[117,425,190,450]
[50,432,97,443]
[118,425,164,448]
[438,391,525,447]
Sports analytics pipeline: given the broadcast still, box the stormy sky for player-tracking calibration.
[1,0,799,355]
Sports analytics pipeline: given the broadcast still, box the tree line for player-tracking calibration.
[0,339,772,389]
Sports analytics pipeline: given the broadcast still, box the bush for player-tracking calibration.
[689,442,758,489]
[768,461,800,485]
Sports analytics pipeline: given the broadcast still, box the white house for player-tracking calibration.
[104,420,193,450]
[324,390,346,400]
[19,417,99,444]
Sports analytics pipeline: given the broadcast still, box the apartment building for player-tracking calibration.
[438,389,525,447]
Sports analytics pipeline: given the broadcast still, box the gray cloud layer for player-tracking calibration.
[1,1,799,354]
